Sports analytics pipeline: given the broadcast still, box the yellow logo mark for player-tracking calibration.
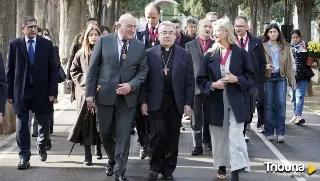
[308,164,316,175]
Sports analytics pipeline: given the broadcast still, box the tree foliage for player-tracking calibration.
[121,0,150,17]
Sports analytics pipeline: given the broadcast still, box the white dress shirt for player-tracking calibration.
[237,34,249,52]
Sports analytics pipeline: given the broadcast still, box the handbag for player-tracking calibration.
[58,67,66,83]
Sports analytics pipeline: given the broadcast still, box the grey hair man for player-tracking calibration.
[85,13,148,181]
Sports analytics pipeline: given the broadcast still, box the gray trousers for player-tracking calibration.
[95,96,135,176]
[209,90,250,172]
[191,94,206,148]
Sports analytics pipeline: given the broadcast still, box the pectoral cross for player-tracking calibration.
[163,67,169,75]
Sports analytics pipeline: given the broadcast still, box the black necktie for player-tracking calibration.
[240,37,244,47]
[120,39,127,67]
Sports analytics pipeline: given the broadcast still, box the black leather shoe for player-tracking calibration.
[84,155,92,166]
[191,147,203,156]
[148,171,158,181]
[115,175,129,181]
[38,147,47,162]
[95,145,102,159]
[161,173,173,180]
[131,128,136,135]
[140,146,148,159]
[32,133,38,137]
[46,138,52,151]
[17,158,30,170]
[106,163,114,176]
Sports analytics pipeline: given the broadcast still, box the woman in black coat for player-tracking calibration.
[196,18,255,181]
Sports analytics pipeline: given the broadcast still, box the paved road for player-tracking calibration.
[0,97,319,181]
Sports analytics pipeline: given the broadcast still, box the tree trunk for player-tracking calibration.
[296,0,314,42]
[46,0,60,46]
[115,0,120,20]
[87,0,104,25]
[34,0,48,28]
[59,0,82,61]
[249,0,258,36]
[0,0,17,134]
[107,0,116,29]
[228,2,238,24]
[16,0,34,37]
[80,0,90,30]
[258,0,273,34]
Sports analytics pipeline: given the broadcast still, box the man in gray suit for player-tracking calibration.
[85,14,148,181]
[185,18,214,156]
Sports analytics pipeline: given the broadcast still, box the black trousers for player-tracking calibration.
[149,93,182,174]
[255,81,265,126]
[135,106,150,148]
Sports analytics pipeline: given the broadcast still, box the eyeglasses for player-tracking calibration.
[159,31,175,36]
[26,25,38,29]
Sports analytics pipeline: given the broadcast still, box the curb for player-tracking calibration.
[0,94,72,149]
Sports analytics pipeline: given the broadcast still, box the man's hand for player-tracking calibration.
[7,99,12,104]
[0,115,3,124]
[184,105,192,117]
[312,61,318,68]
[141,103,148,116]
[49,96,55,102]
[116,83,132,95]
[223,72,238,83]
[291,85,296,91]
[86,97,95,113]
[212,79,225,89]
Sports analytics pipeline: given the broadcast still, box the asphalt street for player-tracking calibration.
[0,97,319,181]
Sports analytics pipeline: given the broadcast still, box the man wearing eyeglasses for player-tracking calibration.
[234,16,267,140]
[6,16,58,170]
[139,21,195,181]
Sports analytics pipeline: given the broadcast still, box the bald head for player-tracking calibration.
[198,18,212,40]
[117,13,137,40]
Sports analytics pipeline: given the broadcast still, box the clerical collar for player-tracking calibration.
[161,45,175,52]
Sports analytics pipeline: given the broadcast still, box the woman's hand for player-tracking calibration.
[212,79,226,89]
[266,64,275,71]
[223,72,238,83]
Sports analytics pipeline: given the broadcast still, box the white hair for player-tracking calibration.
[118,13,135,24]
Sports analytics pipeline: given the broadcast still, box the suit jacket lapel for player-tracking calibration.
[209,48,222,80]
[194,38,203,57]
[142,30,150,44]
[19,37,29,62]
[156,45,163,78]
[34,36,42,65]
[172,46,179,79]
[229,45,238,74]
[263,43,271,58]
[113,34,121,68]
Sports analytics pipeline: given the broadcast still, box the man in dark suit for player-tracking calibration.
[6,16,58,169]
[171,19,192,49]
[140,21,195,181]
[234,16,267,139]
[136,2,161,49]
[185,18,214,156]
[86,14,148,181]
[135,2,161,160]
[185,19,197,40]
[0,51,6,124]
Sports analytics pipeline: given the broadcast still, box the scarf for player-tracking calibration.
[291,40,307,53]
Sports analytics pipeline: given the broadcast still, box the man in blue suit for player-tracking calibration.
[6,16,58,170]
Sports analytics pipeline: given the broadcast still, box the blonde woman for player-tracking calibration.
[197,18,254,181]
[262,23,296,142]
[68,26,102,166]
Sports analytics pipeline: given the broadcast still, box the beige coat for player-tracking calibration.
[67,49,100,145]
[263,42,296,86]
